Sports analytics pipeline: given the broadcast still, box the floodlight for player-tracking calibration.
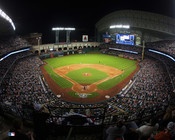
[52,28,64,31]
[109,25,115,29]
[0,8,16,30]
[116,25,122,28]
[52,27,75,31]
[52,27,75,43]
[110,25,130,29]
[122,25,130,29]
[65,28,75,31]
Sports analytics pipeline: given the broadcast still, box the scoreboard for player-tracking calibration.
[116,34,135,45]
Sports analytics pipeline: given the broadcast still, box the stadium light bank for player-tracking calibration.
[0,8,16,30]
[52,27,75,31]
[110,25,130,29]
[52,27,75,44]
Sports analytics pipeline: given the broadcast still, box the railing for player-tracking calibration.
[0,101,167,132]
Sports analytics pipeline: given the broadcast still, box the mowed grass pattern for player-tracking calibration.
[66,68,109,84]
[44,54,137,89]
[44,54,136,70]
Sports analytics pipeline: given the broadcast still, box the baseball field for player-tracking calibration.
[40,53,140,103]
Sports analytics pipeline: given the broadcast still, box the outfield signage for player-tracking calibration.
[109,47,138,54]
[103,35,111,38]
[82,35,88,42]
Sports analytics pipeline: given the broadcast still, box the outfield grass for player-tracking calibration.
[44,53,137,89]
[66,68,109,84]
[44,54,136,70]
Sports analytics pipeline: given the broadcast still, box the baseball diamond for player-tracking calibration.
[40,53,140,103]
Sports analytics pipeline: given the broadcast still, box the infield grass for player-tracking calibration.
[66,67,109,84]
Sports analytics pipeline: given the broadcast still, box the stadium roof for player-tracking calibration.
[96,10,175,36]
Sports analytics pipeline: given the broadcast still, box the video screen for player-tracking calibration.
[116,34,135,45]
[103,34,111,44]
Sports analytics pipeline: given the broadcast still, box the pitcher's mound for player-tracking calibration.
[83,73,91,77]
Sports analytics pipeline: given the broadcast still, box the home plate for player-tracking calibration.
[105,95,110,99]
[57,95,61,98]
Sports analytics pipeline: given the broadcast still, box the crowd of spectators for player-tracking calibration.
[0,41,175,139]
[145,50,175,85]
[0,36,29,56]
[106,58,170,120]
[0,51,32,83]
[145,49,175,107]
[0,54,169,126]
[104,116,175,140]
[146,40,175,57]
[3,56,45,105]
[0,47,172,124]
[0,53,106,123]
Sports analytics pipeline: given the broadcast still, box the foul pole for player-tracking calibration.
[142,40,145,60]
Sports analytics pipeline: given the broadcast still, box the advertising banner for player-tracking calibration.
[82,35,88,42]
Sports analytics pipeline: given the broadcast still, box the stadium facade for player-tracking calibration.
[95,10,175,45]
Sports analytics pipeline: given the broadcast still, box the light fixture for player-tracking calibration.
[52,27,75,31]
[110,25,130,29]
[0,8,16,30]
